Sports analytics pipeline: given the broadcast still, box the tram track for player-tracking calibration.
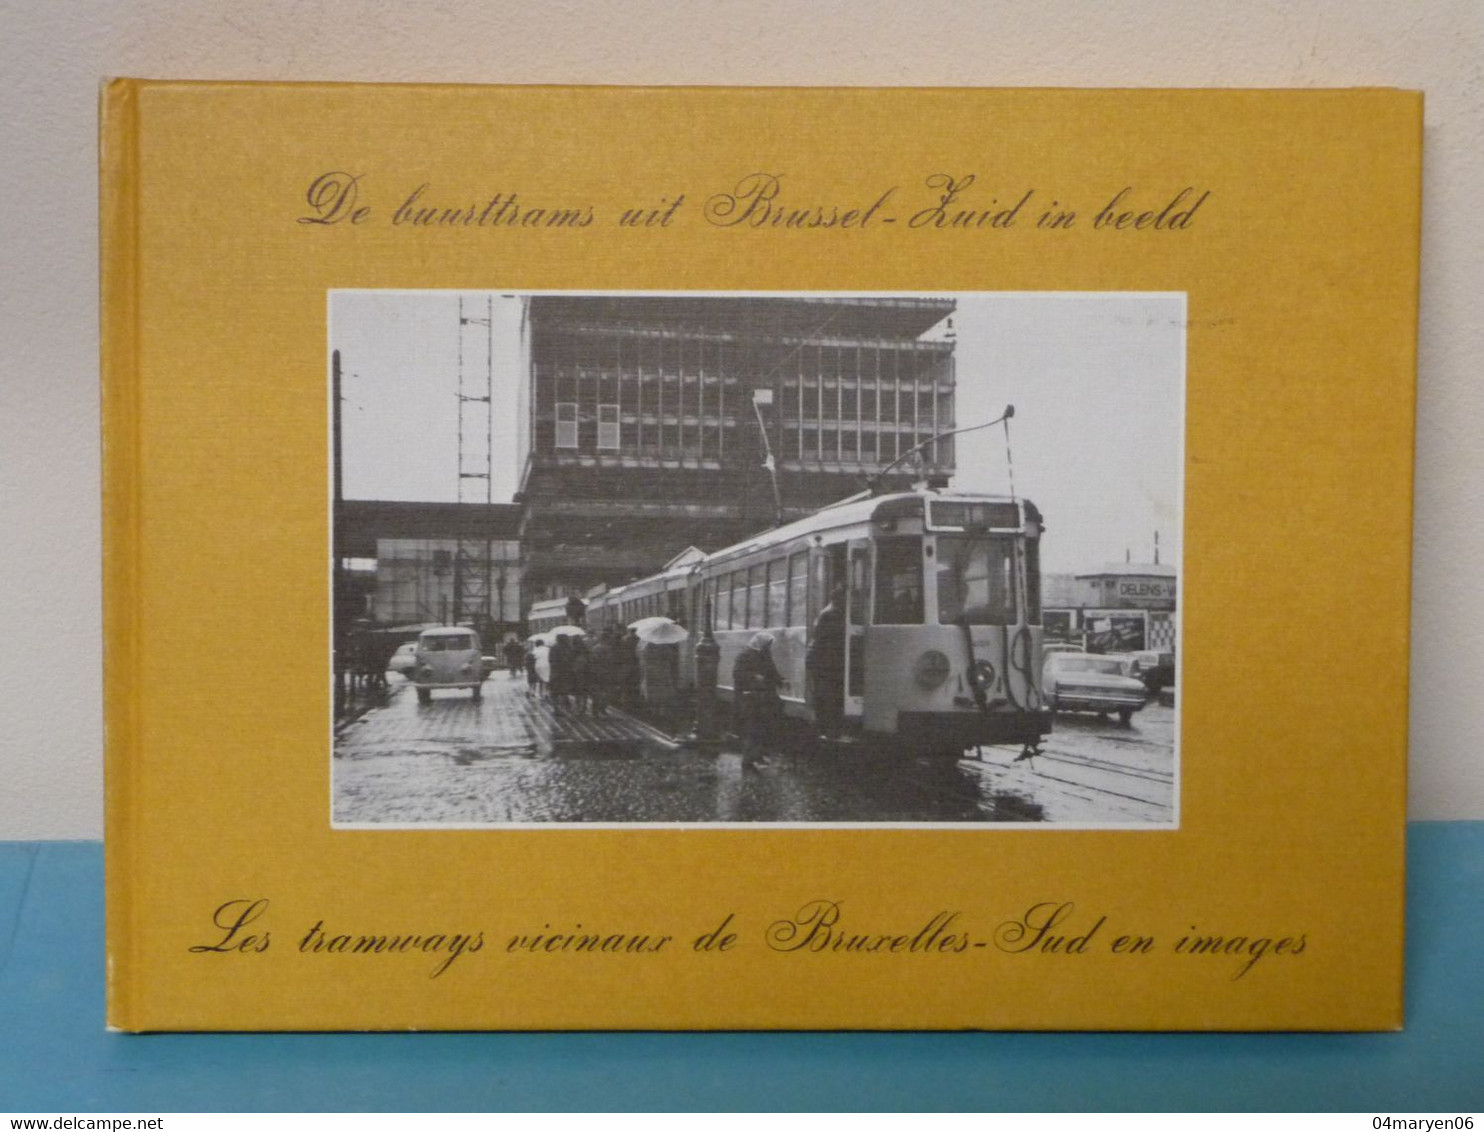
[1012,766,1168,810]
[1031,747,1174,786]
[966,729,1175,821]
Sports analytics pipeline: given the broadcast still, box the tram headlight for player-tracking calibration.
[970,659,996,691]
[912,650,952,689]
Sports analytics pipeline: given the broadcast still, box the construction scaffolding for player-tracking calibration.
[453,295,513,635]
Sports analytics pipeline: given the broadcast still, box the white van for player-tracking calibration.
[410,627,485,703]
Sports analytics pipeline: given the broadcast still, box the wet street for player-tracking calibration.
[333,671,1175,826]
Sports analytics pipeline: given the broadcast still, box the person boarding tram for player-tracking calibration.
[807,584,847,740]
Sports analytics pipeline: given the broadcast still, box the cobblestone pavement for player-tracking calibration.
[333,671,1176,825]
[337,671,664,752]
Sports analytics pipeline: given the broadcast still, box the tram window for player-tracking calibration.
[849,549,870,627]
[873,537,924,624]
[729,571,745,631]
[747,564,767,629]
[810,554,828,619]
[767,559,788,627]
[787,552,808,626]
[936,535,1017,625]
[731,570,743,628]
[1025,538,1042,625]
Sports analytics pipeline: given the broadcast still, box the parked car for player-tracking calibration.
[1042,652,1149,725]
[387,641,418,677]
[1126,649,1175,697]
[409,627,485,703]
[1041,641,1083,659]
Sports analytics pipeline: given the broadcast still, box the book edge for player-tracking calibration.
[1396,88,1425,1033]
[88,77,1427,97]
[100,76,142,1033]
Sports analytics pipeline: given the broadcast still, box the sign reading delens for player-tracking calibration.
[1117,578,1174,600]
[1113,577,1176,607]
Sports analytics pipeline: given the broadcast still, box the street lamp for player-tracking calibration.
[752,388,783,527]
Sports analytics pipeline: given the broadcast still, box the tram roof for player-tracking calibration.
[588,490,1037,605]
[701,489,1034,565]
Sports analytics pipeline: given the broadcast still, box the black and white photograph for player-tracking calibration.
[331,291,1183,827]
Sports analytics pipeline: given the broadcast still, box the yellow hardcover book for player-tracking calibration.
[101,81,1420,1031]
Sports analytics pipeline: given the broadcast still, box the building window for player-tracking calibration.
[555,402,578,449]
[598,403,620,450]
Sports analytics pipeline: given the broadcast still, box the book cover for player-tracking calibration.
[102,81,1419,1031]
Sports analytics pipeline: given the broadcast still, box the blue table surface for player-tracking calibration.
[1,825,1481,1113]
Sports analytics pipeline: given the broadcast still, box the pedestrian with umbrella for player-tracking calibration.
[620,627,642,708]
[549,633,575,711]
[631,617,689,728]
[588,627,619,716]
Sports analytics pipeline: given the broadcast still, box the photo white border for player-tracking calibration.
[328,289,1186,833]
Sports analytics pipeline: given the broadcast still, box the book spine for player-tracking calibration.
[99,77,141,1032]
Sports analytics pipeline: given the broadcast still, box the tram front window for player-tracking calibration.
[873,537,925,624]
[936,535,1017,625]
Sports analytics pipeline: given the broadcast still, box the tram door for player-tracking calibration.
[845,541,871,718]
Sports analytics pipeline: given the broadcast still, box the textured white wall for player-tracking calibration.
[2,0,1479,837]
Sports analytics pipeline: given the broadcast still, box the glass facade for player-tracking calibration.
[527,301,956,475]
[373,538,521,626]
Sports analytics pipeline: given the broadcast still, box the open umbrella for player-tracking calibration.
[550,624,587,638]
[628,616,671,635]
[633,617,689,646]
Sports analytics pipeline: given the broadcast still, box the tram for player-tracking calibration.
[588,559,692,633]
[525,596,572,637]
[580,486,1051,756]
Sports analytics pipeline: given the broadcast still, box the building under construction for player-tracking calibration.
[332,296,524,655]
[516,295,958,603]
